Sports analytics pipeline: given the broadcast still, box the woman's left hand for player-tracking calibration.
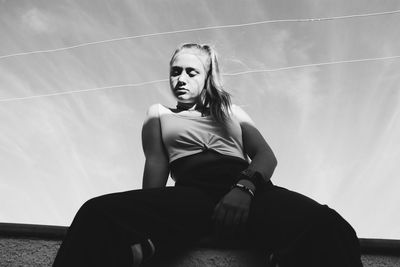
[212,187,252,238]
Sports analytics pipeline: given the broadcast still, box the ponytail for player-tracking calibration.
[202,45,232,124]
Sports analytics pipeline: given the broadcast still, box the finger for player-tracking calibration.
[211,202,220,221]
[223,208,236,235]
[240,209,249,226]
[231,209,243,235]
[238,209,250,238]
[213,202,224,225]
[214,206,227,237]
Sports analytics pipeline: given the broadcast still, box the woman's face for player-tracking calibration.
[170,52,208,104]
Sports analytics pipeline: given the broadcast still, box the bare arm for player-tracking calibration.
[213,105,277,234]
[232,105,278,186]
[141,104,170,189]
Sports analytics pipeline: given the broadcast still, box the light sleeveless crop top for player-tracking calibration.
[157,104,247,163]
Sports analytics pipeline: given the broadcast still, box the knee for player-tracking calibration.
[75,195,109,220]
[314,205,356,234]
[313,205,361,258]
[314,205,339,225]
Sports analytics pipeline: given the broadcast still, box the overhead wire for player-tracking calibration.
[223,55,400,76]
[0,8,399,102]
[0,9,399,60]
[0,79,169,102]
[1,55,399,103]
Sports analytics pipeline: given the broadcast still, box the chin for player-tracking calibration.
[176,96,190,102]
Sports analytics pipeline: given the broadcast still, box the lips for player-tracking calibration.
[175,87,188,95]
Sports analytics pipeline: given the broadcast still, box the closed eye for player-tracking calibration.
[170,67,182,77]
[188,71,198,77]
[186,68,199,77]
[170,67,200,77]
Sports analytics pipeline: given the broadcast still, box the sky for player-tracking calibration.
[0,0,399,239]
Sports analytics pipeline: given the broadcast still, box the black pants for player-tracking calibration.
[53,157,363,267]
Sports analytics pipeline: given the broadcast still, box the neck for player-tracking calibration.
[176,102,198,111]
[175,102,210,117]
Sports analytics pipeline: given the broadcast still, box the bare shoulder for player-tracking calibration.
[142,103,162,133]
[231,104,256,126]
[145,103,161,120]
[142,103,166,157]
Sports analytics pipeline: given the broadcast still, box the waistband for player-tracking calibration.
[170,153,258,199]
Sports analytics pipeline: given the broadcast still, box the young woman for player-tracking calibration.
[53,43,363,267]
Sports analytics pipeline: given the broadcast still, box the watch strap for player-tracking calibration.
[235,169,264,189]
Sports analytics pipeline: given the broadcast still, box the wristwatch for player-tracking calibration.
[231,183,255,198]
[235,169,264,189]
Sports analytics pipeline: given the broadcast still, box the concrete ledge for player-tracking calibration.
[2,237,400,267]
[2,223,400,255]
[2,223,400,266]
[146,247,267,267]
[0,237,268,267]
[0,237,60,267]
[0,223,66,240]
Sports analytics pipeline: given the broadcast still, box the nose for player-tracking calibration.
[177,72,188,84]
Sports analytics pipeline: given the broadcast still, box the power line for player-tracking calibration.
[223,55,400,76]
[0,79,168,103]
[0,9,399,60]
[1,55,399,103]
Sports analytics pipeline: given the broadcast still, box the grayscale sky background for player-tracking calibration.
[1,0,399,239]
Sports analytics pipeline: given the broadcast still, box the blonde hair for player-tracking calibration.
[170,43,232,124]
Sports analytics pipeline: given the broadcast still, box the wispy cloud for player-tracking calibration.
[21,8,53,34]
